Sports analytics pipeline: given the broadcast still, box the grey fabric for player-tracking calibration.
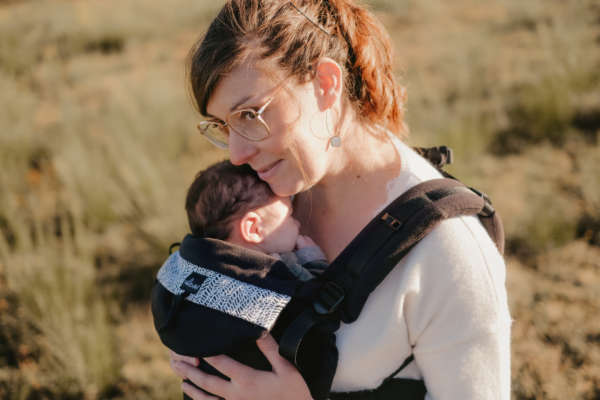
[296,245,327,265]
[278,251,315,281]
[279,245,328,281]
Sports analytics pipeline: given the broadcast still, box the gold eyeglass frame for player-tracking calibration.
[197,96,275,150]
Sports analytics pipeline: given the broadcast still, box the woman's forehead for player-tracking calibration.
[206,60,282,118]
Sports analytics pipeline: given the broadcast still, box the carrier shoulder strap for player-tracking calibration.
[279,174,504,366]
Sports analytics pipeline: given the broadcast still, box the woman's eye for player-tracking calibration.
[240,110,257,121]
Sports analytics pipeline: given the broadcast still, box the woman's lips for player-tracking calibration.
[257,160,282,181]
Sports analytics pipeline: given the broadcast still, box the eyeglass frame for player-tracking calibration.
[197,91,277,150]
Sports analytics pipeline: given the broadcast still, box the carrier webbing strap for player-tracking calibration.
[279,178,505,367]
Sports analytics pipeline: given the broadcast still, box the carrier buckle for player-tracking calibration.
[313,281,345,315]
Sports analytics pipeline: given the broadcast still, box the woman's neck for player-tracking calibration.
[295,122,403,260]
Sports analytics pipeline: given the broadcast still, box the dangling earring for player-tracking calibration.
[329,135,341,147]
[326,108,341,148]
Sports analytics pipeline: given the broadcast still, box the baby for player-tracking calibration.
[184,160,328,280]
[151,160,336,400]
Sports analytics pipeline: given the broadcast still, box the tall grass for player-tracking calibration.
[0,218,119,398]
[0,0,223,76]
[402,0,600,168]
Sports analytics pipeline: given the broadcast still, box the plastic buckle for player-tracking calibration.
[470,187,495,218]
[313,281,345,315]
[439,146,453,165]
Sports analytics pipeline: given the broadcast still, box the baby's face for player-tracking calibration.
[256,196,300,254]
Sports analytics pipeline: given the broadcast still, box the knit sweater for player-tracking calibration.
[330,137,512,399]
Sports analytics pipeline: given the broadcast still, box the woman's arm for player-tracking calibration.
[170,334,313,400]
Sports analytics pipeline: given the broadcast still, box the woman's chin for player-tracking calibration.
[268,179,305,198]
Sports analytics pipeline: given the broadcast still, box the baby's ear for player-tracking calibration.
[239,212,264,244]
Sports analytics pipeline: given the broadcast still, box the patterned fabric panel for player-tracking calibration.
[157,252,291,330]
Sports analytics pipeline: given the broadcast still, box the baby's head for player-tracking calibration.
[186,160,300,254]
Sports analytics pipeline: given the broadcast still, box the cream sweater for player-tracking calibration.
[330,138,512,399]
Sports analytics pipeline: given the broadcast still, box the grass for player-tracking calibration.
[0,216,120,398]
[0,0,223,76]
[0,0,599,398]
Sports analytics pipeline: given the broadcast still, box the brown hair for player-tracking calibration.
[187,0,407,136]
[185,160,275,240]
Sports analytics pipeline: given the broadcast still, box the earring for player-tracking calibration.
[329,135,341,147]
[325,107,341,148]
[319,88,325,96]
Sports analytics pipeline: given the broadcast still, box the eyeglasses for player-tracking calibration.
[197,96,275,150]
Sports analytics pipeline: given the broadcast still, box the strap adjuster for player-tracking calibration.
[313,281,345,315]
[381,212,403,230]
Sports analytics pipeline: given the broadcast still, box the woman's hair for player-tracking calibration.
[187,0,407,136]
[185,160,275,240]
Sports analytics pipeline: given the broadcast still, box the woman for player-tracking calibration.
[169,0,511,399]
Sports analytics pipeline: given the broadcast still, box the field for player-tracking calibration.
[0,0,599,398]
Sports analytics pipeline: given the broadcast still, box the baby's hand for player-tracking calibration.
[296,235,317,249]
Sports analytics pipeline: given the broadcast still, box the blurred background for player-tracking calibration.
[0,0,598,398]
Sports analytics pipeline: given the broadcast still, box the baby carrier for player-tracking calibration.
[151,146,504,400]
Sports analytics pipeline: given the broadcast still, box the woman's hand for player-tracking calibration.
[170,333,313,400]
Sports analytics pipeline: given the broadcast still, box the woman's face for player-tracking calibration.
[205,60,334,197]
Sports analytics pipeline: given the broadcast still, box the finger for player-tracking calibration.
[170,357,188,379]
[256,333,294,373]
[170,350,199,366]
[203,354,250,380]
[173,361,230,398]
[182,381,221,400]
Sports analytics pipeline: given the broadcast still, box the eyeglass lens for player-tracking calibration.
[201,110,269,148]
[200,122,229,148]
[228,109,270,141]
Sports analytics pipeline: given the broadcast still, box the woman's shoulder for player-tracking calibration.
[399,215,510,334]
[382,134,506,282]
[412,215,506,284]
[368,133,508,312]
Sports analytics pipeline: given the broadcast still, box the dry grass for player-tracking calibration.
[0,0,599,398]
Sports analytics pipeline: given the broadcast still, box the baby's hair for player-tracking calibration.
[185,160,275,240]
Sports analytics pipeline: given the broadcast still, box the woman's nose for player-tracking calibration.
[228,131,259,166]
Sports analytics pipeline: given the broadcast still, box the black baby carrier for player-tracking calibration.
[151,147,505,400]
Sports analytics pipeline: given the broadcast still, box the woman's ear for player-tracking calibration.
[238,212,264,244]
[314,57,342,111]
